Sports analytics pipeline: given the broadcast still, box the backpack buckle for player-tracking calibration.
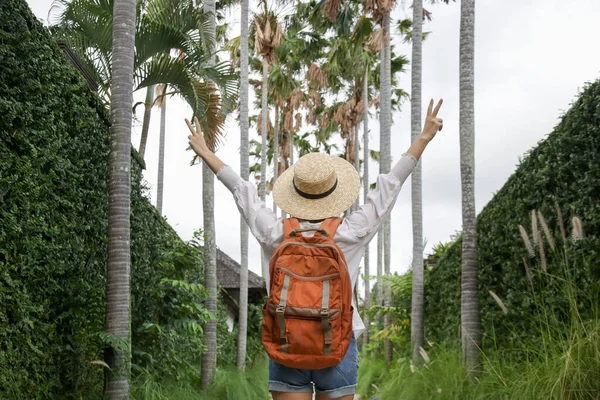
[276,305,285,314]
[320,308,330,317]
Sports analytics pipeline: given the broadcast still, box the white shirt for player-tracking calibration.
[216,153,418,338]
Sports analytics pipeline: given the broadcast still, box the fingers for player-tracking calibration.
[432,98,443,117]
[426,99,433,117]
[185,118,195,134]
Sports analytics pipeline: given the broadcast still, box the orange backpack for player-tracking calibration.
[261,217,353,369]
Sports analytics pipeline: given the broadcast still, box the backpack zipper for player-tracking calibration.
[276,266,339,282]
[272,242,349,272]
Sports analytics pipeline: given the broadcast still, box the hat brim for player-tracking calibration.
[273,155,360,221]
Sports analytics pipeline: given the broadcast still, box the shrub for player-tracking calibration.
[424,80,600,347]
[0,0,209,396]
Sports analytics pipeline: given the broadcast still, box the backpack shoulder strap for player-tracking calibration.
[283,218,301,239]
[319,217,342,238]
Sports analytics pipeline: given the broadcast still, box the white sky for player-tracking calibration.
[28,0,600,294]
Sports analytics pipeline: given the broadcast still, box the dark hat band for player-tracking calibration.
[292,178,338,200]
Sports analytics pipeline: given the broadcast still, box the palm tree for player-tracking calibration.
[380,4,394,365]
[156,84,167,214]
[361,0,396,363]
[254,7,282,203]
[362,66,371,353]
[253,6,282,280]
[410,0,425,365]
[406,0,455,367]
[236,0,250,371]
[459,0,480,375]
[51,0,236,155]
[104,0,136,396]
[200,0,218,389]
[260,56,269,205]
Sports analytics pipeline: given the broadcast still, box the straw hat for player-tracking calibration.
[273,152,360,221]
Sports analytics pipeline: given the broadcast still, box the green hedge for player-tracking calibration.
[0,1,208,397]
[424,80,600,347]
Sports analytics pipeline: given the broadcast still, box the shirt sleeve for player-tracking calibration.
[216,165,282,252]
[337,153,418,246]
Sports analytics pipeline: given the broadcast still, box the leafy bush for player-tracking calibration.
[0,0,212,396]
[424,80,600,347]
[216,299,265,370]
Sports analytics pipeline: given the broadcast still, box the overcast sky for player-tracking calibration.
[28,0,600,292]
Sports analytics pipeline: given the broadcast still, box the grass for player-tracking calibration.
[131,356,270,400]
[358,210,600,399]
[358,323,600,399]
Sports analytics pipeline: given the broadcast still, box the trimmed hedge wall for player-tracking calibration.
[424,80,600,347]
[0,1,205,397]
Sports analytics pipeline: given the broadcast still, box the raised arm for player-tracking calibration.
[340,99,444,245]
[186,117,281,250]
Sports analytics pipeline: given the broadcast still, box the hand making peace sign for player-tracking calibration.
[186,117,210,158]
[422,99,444,142]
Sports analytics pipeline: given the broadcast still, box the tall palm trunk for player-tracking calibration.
[156,85,167,215]
[273,105,279,213]
[236,0,250,371]
[105,0,136,397]
[138,85,155,160]
[362,68,371,354]
[380,10,393,364]
[200,0,217,389]
[260,59,269,204]
[260,58,269,280]
[352,125,359,211]
[410,0,425,364]
[459,0,480,376]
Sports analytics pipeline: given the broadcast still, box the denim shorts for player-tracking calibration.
[268,334,359,398]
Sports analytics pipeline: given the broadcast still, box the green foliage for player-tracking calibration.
[131,357,269,400]
[424,80,600,347]
[216,299,265,370]
[50,0,238,138]
[133,233,213,381]
[0,1,215,396]
[359,298,600,399]
[363,242,600,399]
[362,273,412,358]
[1,1,111,395]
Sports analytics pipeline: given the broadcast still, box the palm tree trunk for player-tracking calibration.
[260,58,269,280]
[260,59,269,204]
[273,105,279,213]
[156,85,167,215]
[105,0,136,397]
[362,68,370,354]
[352,125,359,211]
[200,0,217,389]
[381,10,393,364]
[201,167,217,389]
[459,0,481,376]
[410,0,425,365]
[138,85,155,160]
[236,0,250,371]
